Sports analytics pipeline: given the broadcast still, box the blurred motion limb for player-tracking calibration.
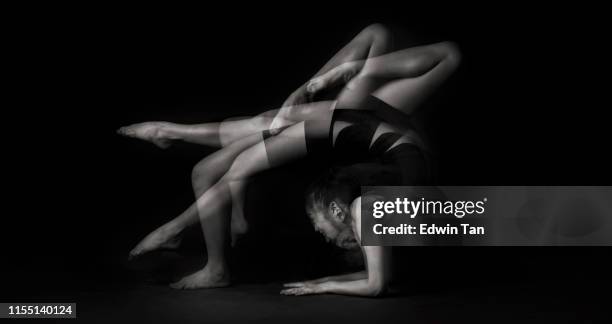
[272,24,393,128]
[118,101,334,148]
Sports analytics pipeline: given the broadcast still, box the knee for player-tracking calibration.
[224,141,267,181]
[364,23,392,44]
[438,41,462,69]
[223,153,250,181]
[191,160,213,189]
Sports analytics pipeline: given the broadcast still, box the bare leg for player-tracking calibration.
[310,23,393,82]
[117,101,332,148]
[276,24,393,124]
[349,41,461,116]
[118,25,392,146]
[171,117,332,289]
[127,101,335,259]
[128,132,265,259]
[228,180,248,245]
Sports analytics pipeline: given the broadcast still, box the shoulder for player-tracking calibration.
[350,197,361,222]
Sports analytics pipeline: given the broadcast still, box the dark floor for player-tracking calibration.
[3,248,611,324]
[5,274,608,324]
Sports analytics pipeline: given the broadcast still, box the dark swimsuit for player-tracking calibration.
[264,95,431,187]
[326,95,430,187]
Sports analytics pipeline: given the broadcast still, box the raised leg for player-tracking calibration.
[275,23,394,125]
[127,101,336,259]
[117,101,332,148]
[361,41,461,115]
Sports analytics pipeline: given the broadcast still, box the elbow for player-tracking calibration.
[367,285,385,298]
[367,280,388,297]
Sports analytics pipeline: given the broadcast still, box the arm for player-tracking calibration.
[321,245,390,297]
[284,271,367,286]
[281,197,392,297]
[280,246,391,297]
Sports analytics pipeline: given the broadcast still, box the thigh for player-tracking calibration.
[264,117,333,168]
[226,116,333,180]
[372,53,460,116]
[194,132,265,176]
[282,101,335,122]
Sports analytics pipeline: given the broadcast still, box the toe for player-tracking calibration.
[127,250,138,260]
[306,79,321,93]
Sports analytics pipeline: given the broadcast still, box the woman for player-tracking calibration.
[118,24,461,296]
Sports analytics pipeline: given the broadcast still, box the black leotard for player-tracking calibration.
[264,95,431,186]
[326,95,431,186]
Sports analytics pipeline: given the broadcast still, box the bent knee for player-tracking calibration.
[438,41,462,69]
[223,141,269,181]
[191,159,216,187]
[364,23,391,42]
[191,163,205,181]
[223,152,254,181]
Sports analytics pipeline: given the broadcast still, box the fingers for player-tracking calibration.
[280,288,313,296]
[283,282,305,288]
[280,282,324,296]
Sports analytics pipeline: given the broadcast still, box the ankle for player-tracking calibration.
[158,122,182,140]
[206,261,229,274]
[162,221,185,237]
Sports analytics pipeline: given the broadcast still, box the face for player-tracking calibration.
[308,200,359,249]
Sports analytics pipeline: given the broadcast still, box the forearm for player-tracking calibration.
[321,278,385,297]
[311,271,367,284]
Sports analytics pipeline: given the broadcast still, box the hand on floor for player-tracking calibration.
[280,282,325,296]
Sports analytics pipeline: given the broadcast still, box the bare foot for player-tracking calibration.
[170,265,230,289]
[306,61,362,93]
[128,224,183,260]
[117,122,174,149]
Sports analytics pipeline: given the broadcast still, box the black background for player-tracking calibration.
[3,1,611,304]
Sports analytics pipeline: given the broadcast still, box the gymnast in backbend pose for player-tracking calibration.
[118,24,461,296]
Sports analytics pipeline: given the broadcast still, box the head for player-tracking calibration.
[305,168,360,249]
